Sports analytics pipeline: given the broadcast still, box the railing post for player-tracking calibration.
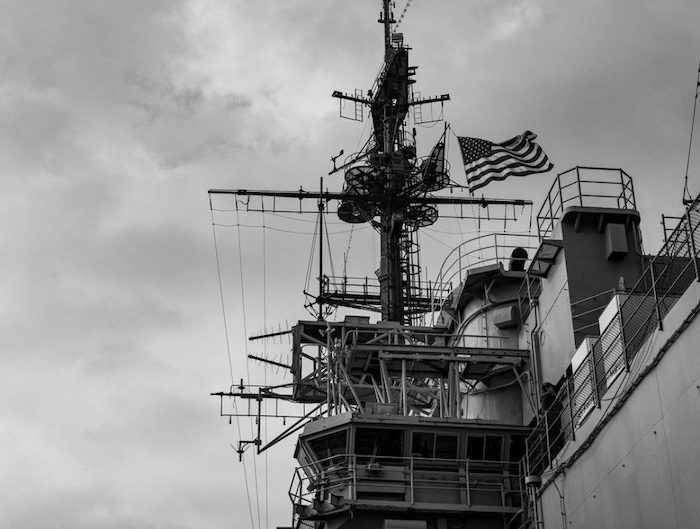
[565,374,575,442]
[501,484,507,525]
[466,458,471,506]
[619,169,628,209]
[402,359,408,416]
[629,172,637,209]
[589,349,601,408]
[544,408,552,469]
[458,247,463,284]
[548,190,555,236]
[576,167,583,206]
[618,296,630,372]
[685,208,700,282]
[494,233,499,265]
[351,454,357,501]
[649,258,664,331]
[410,456,415,504]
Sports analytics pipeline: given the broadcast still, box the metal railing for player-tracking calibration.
[289,453,522,524]
[322,275,453,310]
[570,288,616,336]
[429,233,540,319]
[537,167,636,239]
[526,195,700,476]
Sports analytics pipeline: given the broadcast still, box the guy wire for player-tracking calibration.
[235,207,262,529]
[262,213,270,529]
[683,58,700,203]
[210,203,257,529]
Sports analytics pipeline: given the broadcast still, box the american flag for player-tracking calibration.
[457,131,553,192]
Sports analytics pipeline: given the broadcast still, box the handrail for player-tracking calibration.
[537,167,636,239]
[322,274,453,302]
[526,194,700,476]
[571,288,616,335]
[289,452,522,517]
[429,232,540,320]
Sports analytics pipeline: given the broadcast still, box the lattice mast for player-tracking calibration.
[332,0,451,323]
[210,0,534,456]
[210,1,532,325]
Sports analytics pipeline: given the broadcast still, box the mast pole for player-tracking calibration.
[377,0,405,323]
[318,176,324,320]
[383,0,391,54]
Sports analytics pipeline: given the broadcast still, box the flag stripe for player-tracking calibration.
[467,157,551,185]
[469,161,553,191]
[465,145,547,177]
[466,143,541,172]
[458,131,552,192]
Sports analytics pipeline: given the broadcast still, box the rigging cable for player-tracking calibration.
[323,207,337,280]
[304,207,323,318]
[262,213,269,529]
[210,202,257,529]
[683,58,700,203]
[235,207,262,529]
[342,225,355,277]
[393,0,413,31]
[214,222,364,235]
[211,204,236,385]
[305,213,320,298]
[421,228,454,249]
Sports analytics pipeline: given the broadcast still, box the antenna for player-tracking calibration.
[379,0,394,55]
[210,0,534,456]
[211,16,531,324]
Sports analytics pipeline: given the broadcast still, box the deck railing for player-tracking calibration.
[429,232,540,320]
[526,195,700,476]
[289,452,522,525]
[537,167,636,239]
[570,288,617,336]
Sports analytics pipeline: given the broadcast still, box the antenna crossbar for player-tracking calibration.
[209,188,531,208]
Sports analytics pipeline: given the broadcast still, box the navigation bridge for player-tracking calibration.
[291,414,529,528]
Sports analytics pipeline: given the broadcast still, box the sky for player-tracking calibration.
[2,1,700,528]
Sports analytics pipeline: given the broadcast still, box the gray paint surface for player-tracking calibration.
[539,281,700,528]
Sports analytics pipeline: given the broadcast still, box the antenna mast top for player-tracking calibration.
[212,1,530,324]
[381,0,394,55]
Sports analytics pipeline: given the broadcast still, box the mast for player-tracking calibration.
[363,0,439,323]
[211,0,535,483]
[382,0,392,54]
[317,176,324,320]
[376,0,406,323]
[210,0,529,324]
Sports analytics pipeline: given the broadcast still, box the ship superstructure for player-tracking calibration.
[210,3,700,529]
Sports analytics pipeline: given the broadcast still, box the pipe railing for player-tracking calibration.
[289,452,522,518]
[537,167,636,239]
[429,233,540,321]
[526,194,700,476]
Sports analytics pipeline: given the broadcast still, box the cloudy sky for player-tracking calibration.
[2,1,699,528]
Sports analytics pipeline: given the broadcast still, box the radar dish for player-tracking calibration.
[345,165,378,189]
[338,200,372,224]
[404,204,438,228]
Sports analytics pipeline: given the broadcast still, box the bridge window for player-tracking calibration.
[412,432,458,459]
[307,430,347,466]
[509,434,526,462]
[467,434,503,461]
[355,427,404,463]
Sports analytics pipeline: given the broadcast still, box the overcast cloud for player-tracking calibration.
[1,1,699,528]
